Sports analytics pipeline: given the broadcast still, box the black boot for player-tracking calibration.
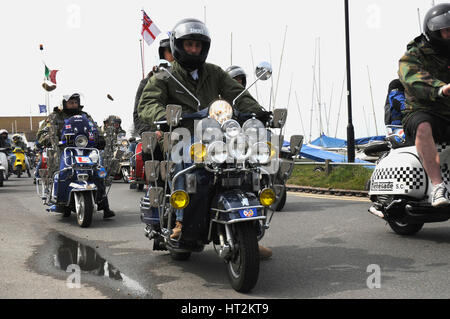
[103,207,115,219]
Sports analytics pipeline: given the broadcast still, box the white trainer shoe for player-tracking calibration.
[431,182,450,207]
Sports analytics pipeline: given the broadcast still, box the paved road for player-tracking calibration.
[2,177,450,299]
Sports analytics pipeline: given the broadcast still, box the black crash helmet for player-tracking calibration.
[169,18,211,71]
[158,38,171,60]
[423,3,450,52]
[226,65,247,88]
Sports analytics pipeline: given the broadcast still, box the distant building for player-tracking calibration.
[0,116,47,143]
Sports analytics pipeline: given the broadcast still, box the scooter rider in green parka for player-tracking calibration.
[137,18,272,258]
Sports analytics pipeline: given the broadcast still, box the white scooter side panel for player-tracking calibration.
[369,146,426,199]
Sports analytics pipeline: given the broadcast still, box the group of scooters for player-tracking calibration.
[0,146,34,187]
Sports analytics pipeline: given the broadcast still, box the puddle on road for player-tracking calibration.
[54,234,147,296]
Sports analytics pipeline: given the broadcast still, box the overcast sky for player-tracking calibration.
[0,0,441,141]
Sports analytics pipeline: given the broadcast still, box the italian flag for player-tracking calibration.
[45,65,59,84]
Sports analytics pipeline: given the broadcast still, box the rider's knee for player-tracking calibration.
[415,122,434,141]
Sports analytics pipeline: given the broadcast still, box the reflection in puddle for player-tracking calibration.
[54,234,147,295]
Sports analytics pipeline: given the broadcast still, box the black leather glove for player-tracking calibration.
[255,110,272,124]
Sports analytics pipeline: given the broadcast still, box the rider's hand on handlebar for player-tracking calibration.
[255,110,272,123]
[156,130,163,140]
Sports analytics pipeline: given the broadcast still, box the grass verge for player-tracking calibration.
[287,164,373,191]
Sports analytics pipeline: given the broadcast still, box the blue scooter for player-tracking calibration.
[37,115,107,227]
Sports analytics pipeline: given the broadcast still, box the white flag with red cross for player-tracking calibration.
[141,10,161,46]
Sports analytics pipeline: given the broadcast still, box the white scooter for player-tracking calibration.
[0,148,9,187]
[368,126,450,235]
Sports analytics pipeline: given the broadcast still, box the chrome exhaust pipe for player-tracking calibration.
[368,205,385,219]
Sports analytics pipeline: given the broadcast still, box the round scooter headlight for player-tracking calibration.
[206,141,227,164]
[75,135,88,148]
[250,142,271,164]
[222,119,241,140]
[190,143,207,163]
[227,134,251,161]
[170,190,190,209]
[259,188,276,207]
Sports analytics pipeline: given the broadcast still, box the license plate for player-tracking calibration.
[75,156,92,164]
[238,208,258,218]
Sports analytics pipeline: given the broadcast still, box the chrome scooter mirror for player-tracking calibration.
[255,61,272,81]
[166,104,183,127]
[148,187,164,208]
[271,108,288,129]
[145,160,160,183]
[233,61,272,107]
[160,161,175,181]
[141,132,158,154]
[289,135,303,156]
[278,159,295,181]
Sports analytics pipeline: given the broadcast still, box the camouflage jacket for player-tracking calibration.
[137,61,263,132]
[398,35,450,125]
[36,107,98,148]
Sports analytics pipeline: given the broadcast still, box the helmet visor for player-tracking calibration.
[427,11,450,31]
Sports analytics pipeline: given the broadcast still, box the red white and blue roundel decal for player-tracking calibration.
[238,208,258,218]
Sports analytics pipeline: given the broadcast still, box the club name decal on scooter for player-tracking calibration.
[239,208,257,218]
[371,181,394,191]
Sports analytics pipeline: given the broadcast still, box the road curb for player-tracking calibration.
[286,184,369,198]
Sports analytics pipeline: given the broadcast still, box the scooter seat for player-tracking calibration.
[386,135,409,149]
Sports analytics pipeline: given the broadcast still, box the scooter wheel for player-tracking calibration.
[388,220,424,236]
[75,192,94,228]
[275,188,287,211]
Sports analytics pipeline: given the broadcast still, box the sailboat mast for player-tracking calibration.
[367,65,379,135]
[249,45,260,102]
[274,25,288,106]
[335,73,345,138]
[295,91,306,137]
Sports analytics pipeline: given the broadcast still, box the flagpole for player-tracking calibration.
[140,9,146,79]
[140,39,145,79]
[30,105,33,131]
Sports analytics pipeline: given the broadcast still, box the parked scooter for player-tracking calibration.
[0,147,9,186]
[36,114,108,228]
[368,125,450,235]
[140,61,303,292]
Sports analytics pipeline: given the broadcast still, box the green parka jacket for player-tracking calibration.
[398,35,450,125]
[36,107,98,147]
[137,61,264,131]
